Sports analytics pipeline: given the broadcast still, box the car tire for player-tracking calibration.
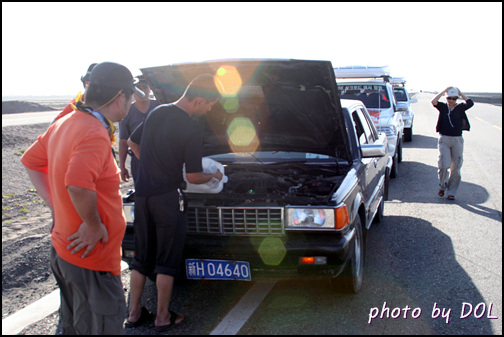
[390,150,399,178]
[397,138,403,163]
[331,215,364,293]
[384,168,390,201]
[373,197,384,223]
[404,127,412,142]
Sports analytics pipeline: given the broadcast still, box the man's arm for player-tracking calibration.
[186,170,223,184]
[431,87,451,106]
[25,167,54,214]
[127,122,144,159]
[458,89,471,101]
[119,139,130,181]
[127,138,141,159]
[66,185,108,258]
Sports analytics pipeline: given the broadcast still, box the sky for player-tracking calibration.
[2,2,502,97]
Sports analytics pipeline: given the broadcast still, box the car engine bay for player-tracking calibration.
[186,163,348,207]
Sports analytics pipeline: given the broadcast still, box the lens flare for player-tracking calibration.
[257,237,286,266]
[216,65,243,114]
[227,117,259,153]
[215,65,242,97]
[221,97,239,113]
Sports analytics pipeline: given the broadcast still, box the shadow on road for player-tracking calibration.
[236,213,496,334]
[403,134,439,149]
[390,161,501,222]
[365,215,495,334]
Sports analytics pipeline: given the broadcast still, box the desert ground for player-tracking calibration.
[2,93,501,333]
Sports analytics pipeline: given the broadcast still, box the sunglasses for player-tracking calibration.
[447,97,458,100]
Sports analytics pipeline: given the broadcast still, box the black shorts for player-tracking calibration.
[129,190,187,277]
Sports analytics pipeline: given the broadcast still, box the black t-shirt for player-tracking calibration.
[435,99,474,136]
[132,104,203,197]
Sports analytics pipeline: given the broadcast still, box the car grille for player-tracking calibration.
[187,207,284,236]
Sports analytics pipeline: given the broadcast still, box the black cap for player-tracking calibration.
[88,62,145,99]
[81,63,98,87]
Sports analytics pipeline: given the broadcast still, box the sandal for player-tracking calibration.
[155,310,184,332]
[438,189,445,197]
[447,195,455,200]
[125,307,154,328]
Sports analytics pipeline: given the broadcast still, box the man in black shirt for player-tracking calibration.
[431,87,474,200]
[126,74,223,331]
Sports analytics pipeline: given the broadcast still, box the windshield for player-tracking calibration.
[338,84,391,109]
[393,88,408,102]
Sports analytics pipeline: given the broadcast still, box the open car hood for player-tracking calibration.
[141,59,352,161]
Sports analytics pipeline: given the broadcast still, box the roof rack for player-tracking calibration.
[333,65,391,82]
[390,77,406,87]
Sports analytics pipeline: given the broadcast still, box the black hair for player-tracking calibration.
[183,74,222,102]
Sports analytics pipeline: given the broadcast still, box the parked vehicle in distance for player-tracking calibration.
[391,77,417,142]
[121,59,392,293]
[335,66,404,178]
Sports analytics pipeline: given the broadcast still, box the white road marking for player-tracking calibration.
[2,289,60,335]
[210,280,276,335]
[1,260,129,335]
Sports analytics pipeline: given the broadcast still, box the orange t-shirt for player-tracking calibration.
[53,97,78,121]
[21,111,126,275]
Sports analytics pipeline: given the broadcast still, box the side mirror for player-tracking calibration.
[361,133,387,158]
[362,144,387,158]
[410,97,418,103]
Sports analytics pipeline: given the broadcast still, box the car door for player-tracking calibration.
[351,106,380,223]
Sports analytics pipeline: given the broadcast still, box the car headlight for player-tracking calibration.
[377,126,397,137]
[123,204,135,224]
[286,205,349,230]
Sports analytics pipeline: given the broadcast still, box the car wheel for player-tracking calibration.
[373,197,384,223]
[404,127,412,142]
[390,150,399,178]
[384,168,390,201]
[397,138,403,163]
[331,215,364,293]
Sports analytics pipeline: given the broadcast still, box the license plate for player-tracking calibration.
[185,259,251,281]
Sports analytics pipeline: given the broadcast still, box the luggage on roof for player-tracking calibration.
[390,77,406,86]
[333,65,391,79]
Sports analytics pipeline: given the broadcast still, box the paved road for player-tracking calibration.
[2,111,60,126]
[236,93,502,335]
[4,93,502,334]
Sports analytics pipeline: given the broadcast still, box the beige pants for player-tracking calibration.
[438,135,464,197]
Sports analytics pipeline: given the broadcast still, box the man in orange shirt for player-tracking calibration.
[21,62,144,334]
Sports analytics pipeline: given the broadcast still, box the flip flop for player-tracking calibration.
[125,307,154,328]
[438,189,445,197]
[155,310,184,332]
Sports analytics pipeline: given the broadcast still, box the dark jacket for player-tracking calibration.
[435,99,474,136]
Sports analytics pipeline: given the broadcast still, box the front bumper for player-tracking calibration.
[385,135,397,157]
[122,226,356,280]
[402,115,413,128]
